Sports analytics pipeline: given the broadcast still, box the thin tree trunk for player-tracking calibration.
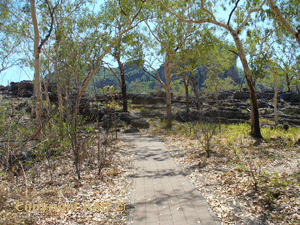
[190,74,200,110]
[268,62,278,126]
[73,99,81,180]
[31,0,42,141]
[54,35,64,121]
[286,74,291,92]
[183,74,189,112]
[117,58,128,112]
[230,29,262,138]
[165,58,172,129]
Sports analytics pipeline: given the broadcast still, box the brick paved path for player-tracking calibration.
[121,134,220,225]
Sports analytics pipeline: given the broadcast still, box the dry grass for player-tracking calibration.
[145,120,300,224]
[0,135,135,225]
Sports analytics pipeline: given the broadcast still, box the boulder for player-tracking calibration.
[132,95,145,104]
[10,81,33,97]
[280,92,300,103]
[130,118,150,129]
[117,112,141,124]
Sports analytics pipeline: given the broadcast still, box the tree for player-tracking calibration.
[172,28,219,111]
[267,0,300,46]
[157,0,267,138]
[30,0,58,141]
[110,28,146,112]
[144,13,197,128]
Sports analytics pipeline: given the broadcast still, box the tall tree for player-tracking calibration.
[267,0,300,46]
[30,0,57,140]
[157,0,268,138]
[144,13,197,128]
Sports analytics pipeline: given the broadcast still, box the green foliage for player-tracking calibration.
[170,78,193,97]
[203,77,235,96]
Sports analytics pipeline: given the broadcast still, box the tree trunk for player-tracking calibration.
[183,74,189,112]
[230,29,262,138]
[117,58,128,112]
[268,62,278,126]
[286,74,291,92]
[31,0,42,141]
[268,0,300,46]
[165,58,172,129]
[54,33,64,121]
[72,98,81,180]
[190,74,200,110]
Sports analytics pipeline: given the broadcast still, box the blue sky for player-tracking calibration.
[0,1,276,86]
[0,0,105,86]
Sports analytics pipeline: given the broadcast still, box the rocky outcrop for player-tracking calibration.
[10,81,34,97]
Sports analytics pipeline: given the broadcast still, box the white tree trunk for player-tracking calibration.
[268,0,300,46]
[31,0,42,141]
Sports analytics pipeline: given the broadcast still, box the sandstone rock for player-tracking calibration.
[233,91,250,100]
[139,110,165,119]
[123,127,140,133]
[174,111,202,122]
[10,81,33,97]
[130,118,150,129]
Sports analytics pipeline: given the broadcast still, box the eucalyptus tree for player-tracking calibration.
[172,28,218,111]
[157,0,270,138]
[266,0,300,46]
[54,0,148,179]
[275,43,299,92]
[201,46,235,97]
[30,0,58,141]
[104,0,150,112]
[109,27,147,112]
[144,13,198,128]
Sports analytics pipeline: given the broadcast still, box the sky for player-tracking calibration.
[0,0,279,86]
[0,0,105,86]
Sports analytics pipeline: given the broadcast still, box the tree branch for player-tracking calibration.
[38,0,59,52]
[227,0,240,26]
[237,0,267,33]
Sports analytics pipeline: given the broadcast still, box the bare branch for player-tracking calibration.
[38,0,59,52]
[227,0,240,26]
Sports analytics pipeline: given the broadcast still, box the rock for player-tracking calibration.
[145,95,158,105]
[130,118,150,129]
[174,111,202,122]
[139,110,165,119]
[258,99,271,108]
[10,81,34,97]
[280,92,300,103]
[132,95,145,104]
[283,106,300,116]
[123,127,140,133]
[233,91,250,100]
[102,114,124,129]
[217,91,234,100]
[117,112,141,124]
[203,110,250,120]
[0,85,8,91]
